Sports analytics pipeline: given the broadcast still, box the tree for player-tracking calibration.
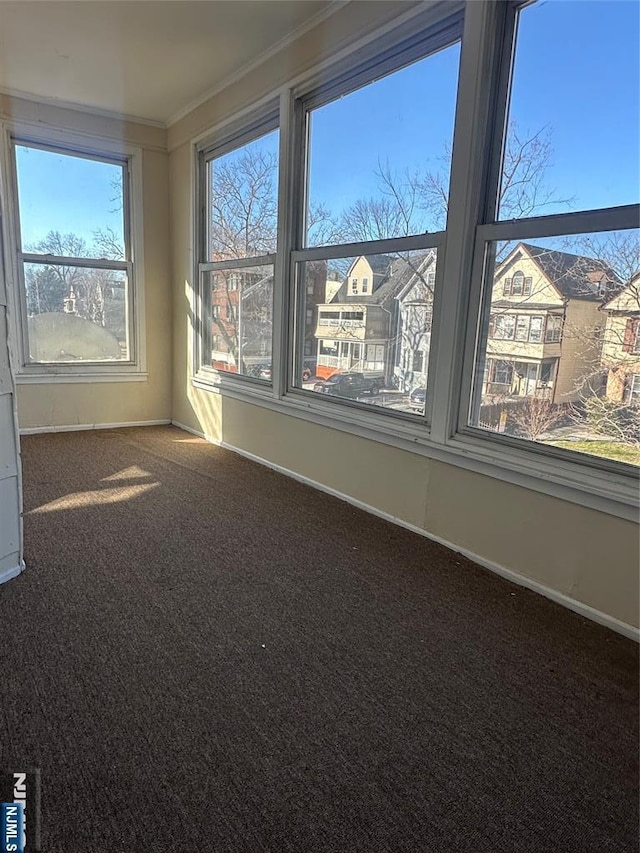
[564,234,640,447]
[24,230,126,342]
[419,122,573,231]
[510,396,563,442]
[209,148,278,260]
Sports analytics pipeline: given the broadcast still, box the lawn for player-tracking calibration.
[548,440,640,466]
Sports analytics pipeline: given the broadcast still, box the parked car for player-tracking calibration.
[313,372,385,399]
[409,387,426,413]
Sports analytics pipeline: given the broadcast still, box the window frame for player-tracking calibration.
[0,126,146,382]
[189,1,639,521]
[194,103,279,389]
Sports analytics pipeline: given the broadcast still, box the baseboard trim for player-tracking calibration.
[172,419,639,642]
[20,419,171,436]
[0,561,25,585]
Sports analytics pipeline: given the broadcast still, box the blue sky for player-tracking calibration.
[15,146,124,251]
[15,0,639,249]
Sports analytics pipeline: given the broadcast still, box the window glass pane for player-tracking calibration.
[203,264,273,379]
[24,262,128,362]
[498,0,639,219]
[294,250,438,415]
[15,145,125,259]
[470,230,640,468]
[305,41,461,246]
[206,129,279,261]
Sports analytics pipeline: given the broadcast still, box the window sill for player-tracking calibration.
[16,371,149,384]
[192,373,639,523]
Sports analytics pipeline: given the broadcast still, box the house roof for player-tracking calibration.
[601,271,640,312]
[331,256,415,306]
[518,243,621,302]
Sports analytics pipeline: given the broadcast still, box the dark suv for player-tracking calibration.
[313,372,384,399]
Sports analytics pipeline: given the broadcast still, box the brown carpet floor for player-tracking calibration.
[0,425,637,852]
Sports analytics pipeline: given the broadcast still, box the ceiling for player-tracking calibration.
[0,1,337,125]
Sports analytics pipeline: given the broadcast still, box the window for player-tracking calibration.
[529,317,544,343]
[291,14,461,408]
[491,360,513,386]
[192,1,638,514]
[493,315,515,340]
[512,271,524,296]
[627,374,640,404]
[202,264,274,375]
[545,316,563,343]
[540,362,554,385]
[515,316,530,342]
[501,274,533,298]
[198,111,278,382]
[467,0,639,472]
[624,319,640,354]
[9,141,140,373]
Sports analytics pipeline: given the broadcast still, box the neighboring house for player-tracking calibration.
[314,256,412,380]
[600,272,640,404]
[393,251,437,392]
[482,242,620,404]
[210,267,273,370]
[301,260,328,359]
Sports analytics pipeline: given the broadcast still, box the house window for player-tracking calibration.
[529,317,544,343]
[493,315,516,340]
[198,109,278,382]
[502,277,512,296]
[491,360,513,386]
[512,271,524,295]
[624,318,640,353]
[319,340,338,356]
[626,373,640,404]
[523,277,532,296]
[362,278,368,293]
[9,141,141,373]
[351,278,358,294]
[545,316,563,343]
[515,316,530,341]
[540,362,554,384]
[413,351,425,373]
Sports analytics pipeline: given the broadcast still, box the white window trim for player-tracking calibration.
[188,1,639,523]
[0,122,146,381]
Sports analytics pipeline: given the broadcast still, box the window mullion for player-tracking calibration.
[271,88,298,399]
[429,0,516,446]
